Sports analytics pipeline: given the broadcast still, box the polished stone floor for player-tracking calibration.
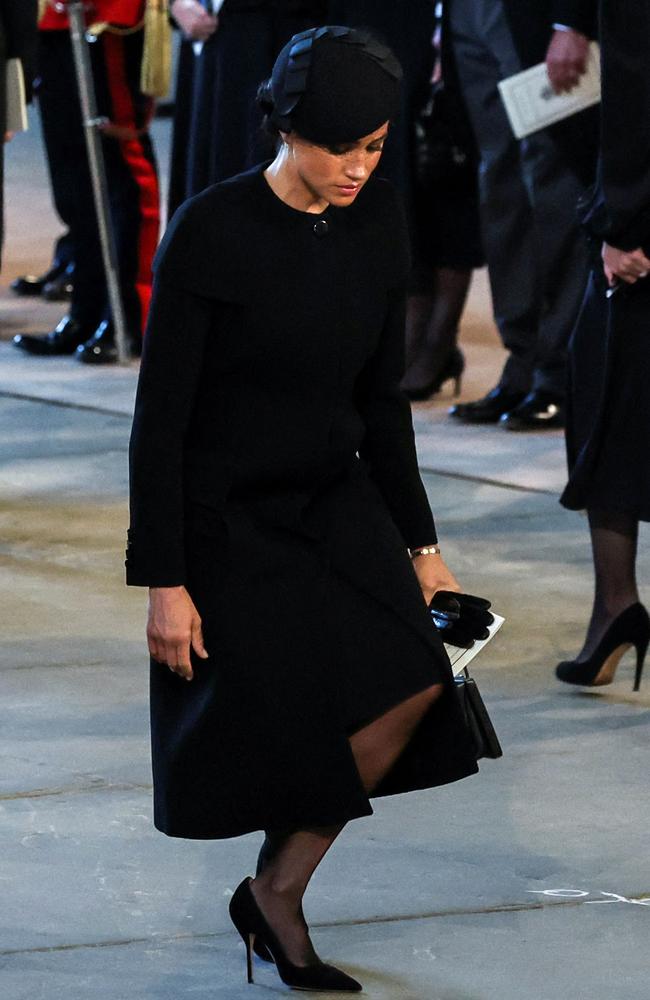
[1,111,649,1000]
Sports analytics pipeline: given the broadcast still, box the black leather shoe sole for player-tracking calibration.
[501,408,565,431]
[76,339,142,365]
[12,321,91,356]
[10,276,48,297]
[42,278,74,302]
[10,262,68,298]
[449,393,526,424]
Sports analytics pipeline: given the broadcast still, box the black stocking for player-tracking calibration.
[578,508,640,660]
[252,683,444,966]
[401,267,472,395]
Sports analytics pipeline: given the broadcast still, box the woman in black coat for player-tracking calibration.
[128,28,479,992]
[557,1,650,691]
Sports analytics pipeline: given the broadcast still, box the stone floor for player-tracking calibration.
[1,111,649,1000]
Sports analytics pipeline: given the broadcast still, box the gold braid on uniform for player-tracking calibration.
[38,0,170,99]
[140,0,172,98]
[86,2,172,99]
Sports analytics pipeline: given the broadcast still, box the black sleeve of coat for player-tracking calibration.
[1,0,38,100]
[355,187,437,550]
[580,1,650,252]
[550,0,597,37]
[126,206,211,587]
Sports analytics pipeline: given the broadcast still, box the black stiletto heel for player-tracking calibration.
[229,877,362,992]
[403,347,465,402]
[244,931,254,984]
[556,603,650,690]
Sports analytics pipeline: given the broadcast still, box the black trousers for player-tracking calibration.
[36,29,159,334]
[449,0,591,395]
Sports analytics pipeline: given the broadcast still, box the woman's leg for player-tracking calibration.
[576,508,640,660]
[252,682,444,965]
[401,268,471,395]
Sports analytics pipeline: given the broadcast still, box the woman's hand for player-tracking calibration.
[412,553,461,607]
[147,586,208,681]
[170,0,219,42]
[602,243,650,286]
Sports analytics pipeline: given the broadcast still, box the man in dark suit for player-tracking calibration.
[443,0,599,430]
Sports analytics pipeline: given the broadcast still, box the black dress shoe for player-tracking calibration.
[76,320,142,365]
[12,316,93,356]
[500,390,565,431]
[42,263,75,302]
[10,261,68,297]
[403,347,465,402]
[448,385,526,424]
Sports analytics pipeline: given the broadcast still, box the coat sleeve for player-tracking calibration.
[581,1,650,253]
[126,203,212,587]
[550,0,597,37]
[354,186,437,550]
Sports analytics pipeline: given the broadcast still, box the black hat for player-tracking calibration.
[266,26,402,146]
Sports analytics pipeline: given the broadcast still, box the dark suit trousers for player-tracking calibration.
[36,30,159,335]
[449,0,589,395]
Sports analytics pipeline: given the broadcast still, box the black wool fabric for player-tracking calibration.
[561,0,650,521]
[128,164,478,839]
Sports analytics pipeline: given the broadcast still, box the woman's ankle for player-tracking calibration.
[252,872,304,909]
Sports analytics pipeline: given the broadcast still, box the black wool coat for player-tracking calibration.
[561,0,650,520]
[127,164,478,839]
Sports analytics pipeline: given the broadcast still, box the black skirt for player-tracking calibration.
[561,272,650,520]
[150,467,478,840]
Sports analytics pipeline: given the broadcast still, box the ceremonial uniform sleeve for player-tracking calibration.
[126,203,211,587]
[354,187,437,550]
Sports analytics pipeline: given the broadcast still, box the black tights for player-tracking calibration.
[401,267,472,394]
[251,682,444,966]
[578,508,640,660]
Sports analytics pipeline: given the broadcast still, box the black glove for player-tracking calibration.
[429,591,494,649]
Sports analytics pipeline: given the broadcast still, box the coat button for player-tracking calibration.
[313,219,329,238]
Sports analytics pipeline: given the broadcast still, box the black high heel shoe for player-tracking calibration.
[229,877,362,992]
[403,347,465,402]
[252,839,275,964]
[556,603,650,691]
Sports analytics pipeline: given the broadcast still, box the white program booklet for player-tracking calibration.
[498,42,601,139]
[6,58,28,134]
[444,613,505,677]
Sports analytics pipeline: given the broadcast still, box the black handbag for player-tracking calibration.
[414,82,478,192]
[455,669,503,761]
[428,591,503,762]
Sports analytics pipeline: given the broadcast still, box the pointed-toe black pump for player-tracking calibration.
[556,603,650,691]
[403,347,465,402]
[229,877,362,993]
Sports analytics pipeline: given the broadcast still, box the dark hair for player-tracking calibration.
[256,79,283,140]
